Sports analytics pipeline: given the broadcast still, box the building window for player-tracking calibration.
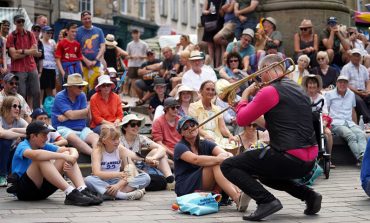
[181,0,188,25]
[121,0,127,14]
[171,0,178,21]
[159,0,167,16]
[80,0,92,13]
[139,0,146,19]
[190,0,196,28]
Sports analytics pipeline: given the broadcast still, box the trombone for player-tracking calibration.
[218,57,295,104]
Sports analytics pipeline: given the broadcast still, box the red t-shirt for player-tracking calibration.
[152,115,182,152]
[55,39,82,62]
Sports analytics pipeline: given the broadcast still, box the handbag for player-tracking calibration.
[172,192,222,216]
[204,19,218,32]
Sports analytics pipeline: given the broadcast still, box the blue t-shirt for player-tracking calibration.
[51,89,87,130]
[12,139,58,177]
[226,41,255,58]
[174,139,217,184]
[76,26,105,66]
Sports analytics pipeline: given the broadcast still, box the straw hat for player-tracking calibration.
[175,85,198,100]
[302,74,323,90]
[95,74,116,91]
[105,34,118,46]
[189,50,204,61]
[119,114,145,128]
[63,73,88,87]
[299,19,313,28]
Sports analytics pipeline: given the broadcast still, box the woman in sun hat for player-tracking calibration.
[102,34,128,72]
[90,74,123,134]
[174,84,198,117]
[294,19,318,67]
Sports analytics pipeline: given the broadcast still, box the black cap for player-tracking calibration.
[152,77,166,86]
[31,24,41,30]
[26,121,54,136]
[164,97,178,108]
[13,14,25,23]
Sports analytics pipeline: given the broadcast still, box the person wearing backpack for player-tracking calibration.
[6,14,41,110]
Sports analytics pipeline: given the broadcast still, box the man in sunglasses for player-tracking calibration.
[0,73,32,123]
[6,14,41,110]
[319,16,350,66]
[152,97,182,160]
[51,73,99,156]
[221,54,322,221]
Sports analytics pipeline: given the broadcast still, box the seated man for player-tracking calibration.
[8,121,102,206]
[152,97,182,159]
[340,48,370,123]
[0,73,32,123]
[51,73,99,155]
[325,75,366,165]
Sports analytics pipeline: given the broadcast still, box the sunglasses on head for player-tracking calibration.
[8,81,18,86]
[12,104,21,109]
[128,121,141,128]
[182,122,197,131]
[169,105,180,110]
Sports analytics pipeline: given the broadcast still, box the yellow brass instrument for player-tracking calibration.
[218,57,295,104]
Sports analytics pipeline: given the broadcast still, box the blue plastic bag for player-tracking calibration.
[294,162,323,186]
[43,96,55,117]
[174,192,221,216]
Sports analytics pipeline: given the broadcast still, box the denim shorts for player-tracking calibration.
[57,126,93,141]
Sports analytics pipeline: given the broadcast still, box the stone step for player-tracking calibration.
[331,135,357,166]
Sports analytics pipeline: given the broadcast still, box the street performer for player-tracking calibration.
[221,54,322,221]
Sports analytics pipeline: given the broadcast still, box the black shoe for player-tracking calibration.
[243,199,283,221]
[304,191,322,215]
[81,188,103,205]
[64,189,95,206]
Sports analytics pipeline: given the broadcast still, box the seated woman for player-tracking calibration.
[293,19,318,67]
[238,123,269,153]
[90,75,123,134]
[189,80,238,150]
[309,51,339,90]
[119,114,175,190]
[175,84,198,117]
[288,54,310,85]
[302,74,334,168]
[174,116,250,212]
[175,34,194,55]
[171,50,191,89]
[0,96,27,186]
[85,124,151,200]
[219,52,245,83]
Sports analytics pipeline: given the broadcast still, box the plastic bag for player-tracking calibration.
[43,96,55,117]
[172,192,221,216]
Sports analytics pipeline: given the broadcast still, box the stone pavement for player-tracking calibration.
[0,166,369,223]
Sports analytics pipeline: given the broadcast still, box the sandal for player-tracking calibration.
[236,192,251,212]
[135,99,145,106]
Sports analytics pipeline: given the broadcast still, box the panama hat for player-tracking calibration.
[63,73,88,87]
[175,85,198,100]
[105,34,118,46]
[119,114,145,128]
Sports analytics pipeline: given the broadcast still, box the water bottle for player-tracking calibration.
[359,115,365,130]
[210,2,216,14]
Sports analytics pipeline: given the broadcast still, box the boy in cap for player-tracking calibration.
[149,77,169,117]
[8,121,102,206]
[31,108,68,146]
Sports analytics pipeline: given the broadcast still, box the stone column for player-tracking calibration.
[259,0,350,57]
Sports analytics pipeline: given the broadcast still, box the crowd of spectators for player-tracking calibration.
[1,1,370,210]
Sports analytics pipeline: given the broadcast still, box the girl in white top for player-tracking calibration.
[85,125,151,200]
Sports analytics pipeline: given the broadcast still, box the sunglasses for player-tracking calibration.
[101,83,112,88]
[128,121,141,128]
[229,59,239,63]
[182,122,197,131]
[8,81,19,86]
[46,31,54,34]
[33,29,41,32]
[248,123,257,128]
[73,85,84,89]
[169,105,180,110]
[12,104,21,109]
[16,20,25,24]
[300,27,311,31]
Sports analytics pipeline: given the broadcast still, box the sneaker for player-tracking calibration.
[0,176,7,187]
[81,188,103,205]
[237,192,251,212]
[64,189,95,206]
[126,189,145,200]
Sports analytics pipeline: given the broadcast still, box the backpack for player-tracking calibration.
[43,96,55,117]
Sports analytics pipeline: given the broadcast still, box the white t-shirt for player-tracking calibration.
[182,65,217,91]
[126,39,148,67]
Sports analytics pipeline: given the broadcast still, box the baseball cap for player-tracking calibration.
[350,48,362,56]
[42,25,53,32]
[242,28,255,39]
[26,121,54,136]
[147,48,154,55]
[337,75,349,82]
[164,97,178,108]
[3,73,19,83]
[13,14,25,22]
[177,116,199,133]
[31,108,48,119]
[327,16,337,24]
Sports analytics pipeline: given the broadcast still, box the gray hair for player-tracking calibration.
[258,54,285,71]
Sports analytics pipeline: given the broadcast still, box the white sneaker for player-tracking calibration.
[237,192,251,212]
[126,189,144,200]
